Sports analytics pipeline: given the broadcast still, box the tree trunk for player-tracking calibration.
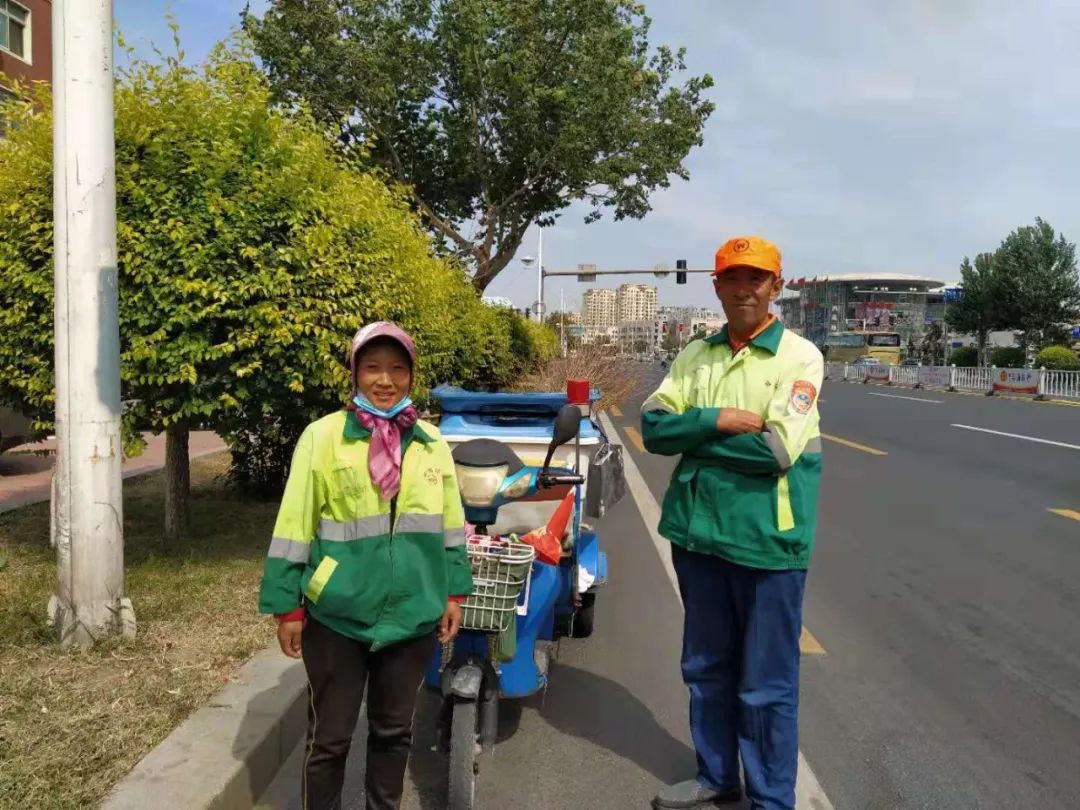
[977,330,988,367]
[164,423,190,544]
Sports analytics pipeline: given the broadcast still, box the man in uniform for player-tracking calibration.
[643,237,824,810]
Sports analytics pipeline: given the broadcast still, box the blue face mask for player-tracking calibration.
[353,393,413,420]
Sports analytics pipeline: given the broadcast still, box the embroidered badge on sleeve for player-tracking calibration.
[790,380,817,415]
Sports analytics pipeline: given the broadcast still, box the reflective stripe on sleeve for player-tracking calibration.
[268,536,311,564]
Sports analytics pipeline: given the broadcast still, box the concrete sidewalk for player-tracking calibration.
[0,431,226,514]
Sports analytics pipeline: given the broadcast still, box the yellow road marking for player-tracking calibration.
[1049,508,1080,522]
[610,405,623,418]
[624,425,646,453]
[800,627,826,656]
[821,433,888,456]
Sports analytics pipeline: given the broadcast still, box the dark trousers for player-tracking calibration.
[671,545,807,810]
[301,617,437,810]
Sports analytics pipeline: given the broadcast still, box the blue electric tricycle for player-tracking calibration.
[424,384,616,810]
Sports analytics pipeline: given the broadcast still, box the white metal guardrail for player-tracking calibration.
[952,367,993,392]
[890,366,918,387]
[1041,369,1080,399]
[845,365,868,382]
[824,363,1080,401]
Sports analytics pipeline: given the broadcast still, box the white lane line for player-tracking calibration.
[599,413,836,810]
[952,424,1080,451]
[868,392,942,404]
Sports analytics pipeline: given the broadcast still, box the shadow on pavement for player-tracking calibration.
[230,661,311,810]
[538,662,696,785]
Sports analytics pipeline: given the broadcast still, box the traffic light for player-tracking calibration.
[676,258,687,285]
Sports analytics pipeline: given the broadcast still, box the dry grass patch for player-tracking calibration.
[513,347,639,411]
[0,453,278,810]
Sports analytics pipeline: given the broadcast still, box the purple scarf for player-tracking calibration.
[353,405,419,501]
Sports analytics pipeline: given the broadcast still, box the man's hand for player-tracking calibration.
[438,601,463,643]
[716,408,766,435]
[277,620,303,659]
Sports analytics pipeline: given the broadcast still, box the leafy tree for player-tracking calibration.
[0,37,522,532]
[920,322,945,365]
[545,311,582,351]
[989,346,1026,368]
[246,0,714,290]
[1035,345,1080,370]
[946,252,1006,366]
[994,218,1080,351]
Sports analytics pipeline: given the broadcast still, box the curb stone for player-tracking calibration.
[101,644,307,810]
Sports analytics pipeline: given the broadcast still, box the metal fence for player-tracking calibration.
[952,367,993,392]
[845,365,868,382]
[1042,369,1080,400]
[824,363,1080,401]
[890,366,918,387]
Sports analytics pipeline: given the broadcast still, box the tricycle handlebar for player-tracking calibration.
[537,472,585,488]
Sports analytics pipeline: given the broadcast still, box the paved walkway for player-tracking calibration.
[0,431,226,513]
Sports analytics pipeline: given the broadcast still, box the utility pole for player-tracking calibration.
[559,287,566,356]
[535,229,544,322]
[48,0,135,647]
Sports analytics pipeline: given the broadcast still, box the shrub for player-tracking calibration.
[949,346,978,367]
[1035,345,1080,370]
[989,346,1026,368]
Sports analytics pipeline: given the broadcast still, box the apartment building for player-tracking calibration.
[0,0,51,86]
[616,283,658,323]
[582,288,617,329]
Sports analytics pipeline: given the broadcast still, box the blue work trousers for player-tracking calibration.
[671,545,807,810]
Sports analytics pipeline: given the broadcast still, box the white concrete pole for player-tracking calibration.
[536,228,544,322]
[49,0,134,647]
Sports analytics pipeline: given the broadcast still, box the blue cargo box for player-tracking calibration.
[431,384,605,443]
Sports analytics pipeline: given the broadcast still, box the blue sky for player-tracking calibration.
[116,1,1080,311]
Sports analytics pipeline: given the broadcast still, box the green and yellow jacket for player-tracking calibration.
[258,410,473,648]
[641,320,824,570]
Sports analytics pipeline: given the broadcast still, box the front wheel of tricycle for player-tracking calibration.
[448,698,479,810]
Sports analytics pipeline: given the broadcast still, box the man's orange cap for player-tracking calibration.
[713,236,782,277]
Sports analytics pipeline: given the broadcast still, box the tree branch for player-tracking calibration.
[373,123,473,254]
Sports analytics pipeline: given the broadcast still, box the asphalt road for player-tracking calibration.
[257,364,1080,810]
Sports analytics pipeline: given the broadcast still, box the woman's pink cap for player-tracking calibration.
[348,322,417,375]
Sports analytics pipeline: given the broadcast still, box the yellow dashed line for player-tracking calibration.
[821,433,888,456]
[801,627,826,656]
[610,405,624,418]
[1049,508,1080,522]
[623,425,646,453]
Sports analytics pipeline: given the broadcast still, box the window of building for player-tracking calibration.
[0,0,29,61]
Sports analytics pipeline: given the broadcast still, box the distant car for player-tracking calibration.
[0,407,33,453]
[900,359,919,366]
[854,356,881,366]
